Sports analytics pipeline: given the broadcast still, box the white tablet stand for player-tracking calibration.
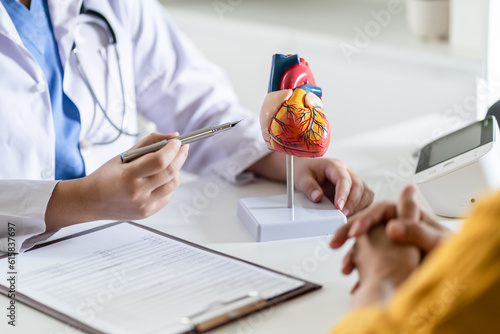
[238,155,346,242]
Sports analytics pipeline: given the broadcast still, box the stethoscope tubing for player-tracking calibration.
[72,4,142,146]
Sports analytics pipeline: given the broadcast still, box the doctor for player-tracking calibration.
[0,0,374,253]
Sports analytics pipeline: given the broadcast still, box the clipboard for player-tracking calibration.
[0,222,320,333]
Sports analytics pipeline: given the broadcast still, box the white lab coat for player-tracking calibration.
[0,0,269,252]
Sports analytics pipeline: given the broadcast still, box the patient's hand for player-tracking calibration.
[350,224,420,308]
[331,185,451,308]
[331,185,451,270]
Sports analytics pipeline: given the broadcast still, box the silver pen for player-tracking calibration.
[120,120,242,163]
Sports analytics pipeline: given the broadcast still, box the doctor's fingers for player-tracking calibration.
[128,139,185,178]
[322,160,353,214]
[351,183,375,214]
[304,92,324,109]
[142,144,189,190]
[336,167,367,217]
[130,178,179,218]
[150,176,180,208]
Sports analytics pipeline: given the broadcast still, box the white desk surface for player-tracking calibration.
[1,113,466,334]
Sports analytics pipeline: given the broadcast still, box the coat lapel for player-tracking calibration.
[46,0,83,67]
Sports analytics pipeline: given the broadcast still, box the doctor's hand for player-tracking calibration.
[246,153,374,217]
[45,133,189,230]
[331,185,452,276]
[293,157,373,217]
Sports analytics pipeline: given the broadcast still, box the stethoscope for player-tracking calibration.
[72,4,142,146]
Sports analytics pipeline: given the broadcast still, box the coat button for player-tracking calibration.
[37,81,46,93]
[41,168,54,179]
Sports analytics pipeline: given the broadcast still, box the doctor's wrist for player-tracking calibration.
[45,178,100,231]
[246,151,287,182]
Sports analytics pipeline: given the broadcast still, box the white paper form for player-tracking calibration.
[0,223,306,334]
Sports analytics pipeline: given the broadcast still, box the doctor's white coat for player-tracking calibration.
[0,0,268,252]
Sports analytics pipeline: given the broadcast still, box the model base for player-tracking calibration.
[237,193,346,242]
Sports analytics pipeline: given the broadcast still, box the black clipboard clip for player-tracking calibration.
[179,291,267,332]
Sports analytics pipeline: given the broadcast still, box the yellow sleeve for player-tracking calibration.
[330,190,500,334]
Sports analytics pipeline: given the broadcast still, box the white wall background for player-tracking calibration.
[159,0,485,143]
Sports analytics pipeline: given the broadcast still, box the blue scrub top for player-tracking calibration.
[1,0,85,180]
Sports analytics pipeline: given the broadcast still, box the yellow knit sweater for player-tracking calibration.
[331,191,500,334]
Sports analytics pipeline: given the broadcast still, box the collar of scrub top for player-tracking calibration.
[72,3,142,147]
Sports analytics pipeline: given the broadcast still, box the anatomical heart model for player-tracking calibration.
[237,55,344,242]
[260,54,330,158]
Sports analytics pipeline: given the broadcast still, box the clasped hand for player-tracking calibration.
[330,185,452,308]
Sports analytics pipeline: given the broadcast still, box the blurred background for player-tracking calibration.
[158,0,491,143]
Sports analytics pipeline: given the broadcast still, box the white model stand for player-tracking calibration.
[238,156,346,242]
